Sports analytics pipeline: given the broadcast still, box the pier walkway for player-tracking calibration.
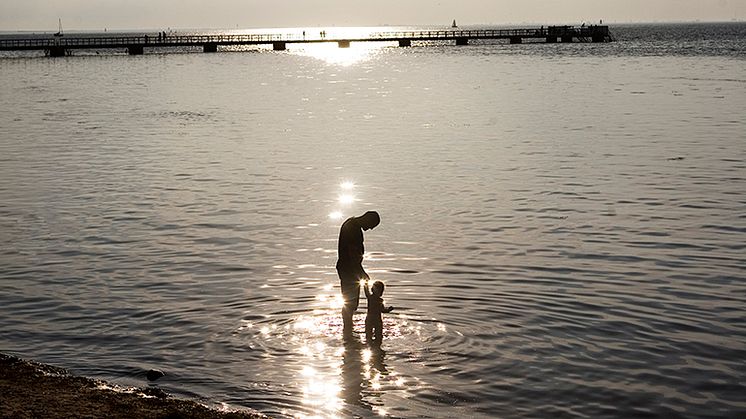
[0,26,612,57]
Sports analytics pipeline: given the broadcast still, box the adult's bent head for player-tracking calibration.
[358,211,380,231]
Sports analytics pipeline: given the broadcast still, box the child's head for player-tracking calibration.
[371,280,385,296]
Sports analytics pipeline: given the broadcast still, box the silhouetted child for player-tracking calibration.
[364,280,394,345]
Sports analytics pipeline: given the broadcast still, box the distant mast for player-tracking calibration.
[54,18,63,37]
[452,19,458,28]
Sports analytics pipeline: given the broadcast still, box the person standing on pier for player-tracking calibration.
[336,211,380,337]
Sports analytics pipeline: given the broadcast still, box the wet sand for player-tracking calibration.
[0,354,266,419]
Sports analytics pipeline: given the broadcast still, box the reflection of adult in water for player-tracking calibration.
[341,339,364,407]
[340,339,387,413]
[337,211,380,336]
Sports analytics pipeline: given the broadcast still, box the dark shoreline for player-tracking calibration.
[0,353,266,419]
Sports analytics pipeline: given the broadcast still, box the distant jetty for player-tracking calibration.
[0,26,613,57]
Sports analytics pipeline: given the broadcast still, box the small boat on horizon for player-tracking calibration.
[451,19,458,28]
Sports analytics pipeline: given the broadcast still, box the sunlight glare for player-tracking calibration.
[338,194,355,205]
[298,42,382,66]
[374,407,389,416]
[330,295,344,310]
[328,211,343,220]
[301,368,342,413]
[340,181,355,190]
[294,315,329,335]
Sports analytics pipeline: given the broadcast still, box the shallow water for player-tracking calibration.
[1,24,745,418]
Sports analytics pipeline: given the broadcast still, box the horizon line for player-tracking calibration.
[1,19,744,34]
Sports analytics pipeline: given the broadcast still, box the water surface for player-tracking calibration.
[1,23,745,418]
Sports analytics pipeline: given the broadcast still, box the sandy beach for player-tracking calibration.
[0,354,266,419]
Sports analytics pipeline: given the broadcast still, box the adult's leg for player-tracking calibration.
[339,272,359,336]
[342,305,354,335]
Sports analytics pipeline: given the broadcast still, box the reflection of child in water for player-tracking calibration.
[363,280,394,345]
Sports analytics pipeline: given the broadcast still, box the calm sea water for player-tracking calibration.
[1,23,745,418]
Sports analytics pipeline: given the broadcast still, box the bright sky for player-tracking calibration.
[1,0,744,31]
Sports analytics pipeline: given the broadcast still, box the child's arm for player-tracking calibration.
[363,281,371,298]
[382,303,394,313]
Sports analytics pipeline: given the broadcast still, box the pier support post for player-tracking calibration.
[545,37,558,43]
[203,43,218,53]
[48,46,66,57]
[591,26,609,43]
[337,40,350,48]
[455,37,469,46]
[127,45,144,55]
[272,42,286,51]
[398,39,411,47]
[509,36,522,44]
[561,35,573,43]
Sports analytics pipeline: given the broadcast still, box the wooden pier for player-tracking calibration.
[0,26,612,57]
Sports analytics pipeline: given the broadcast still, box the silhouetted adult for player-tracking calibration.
[337,211,380,336]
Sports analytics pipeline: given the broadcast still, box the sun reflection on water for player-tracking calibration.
[240,181,442,417]
[300,366,342,413]
[328,180,359,221]
[294,42,384,66]
[281,282,423,417]
[234,284,449,417]
[337,194,355,205]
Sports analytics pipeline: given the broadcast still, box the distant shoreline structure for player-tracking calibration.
[0,20,743,34]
